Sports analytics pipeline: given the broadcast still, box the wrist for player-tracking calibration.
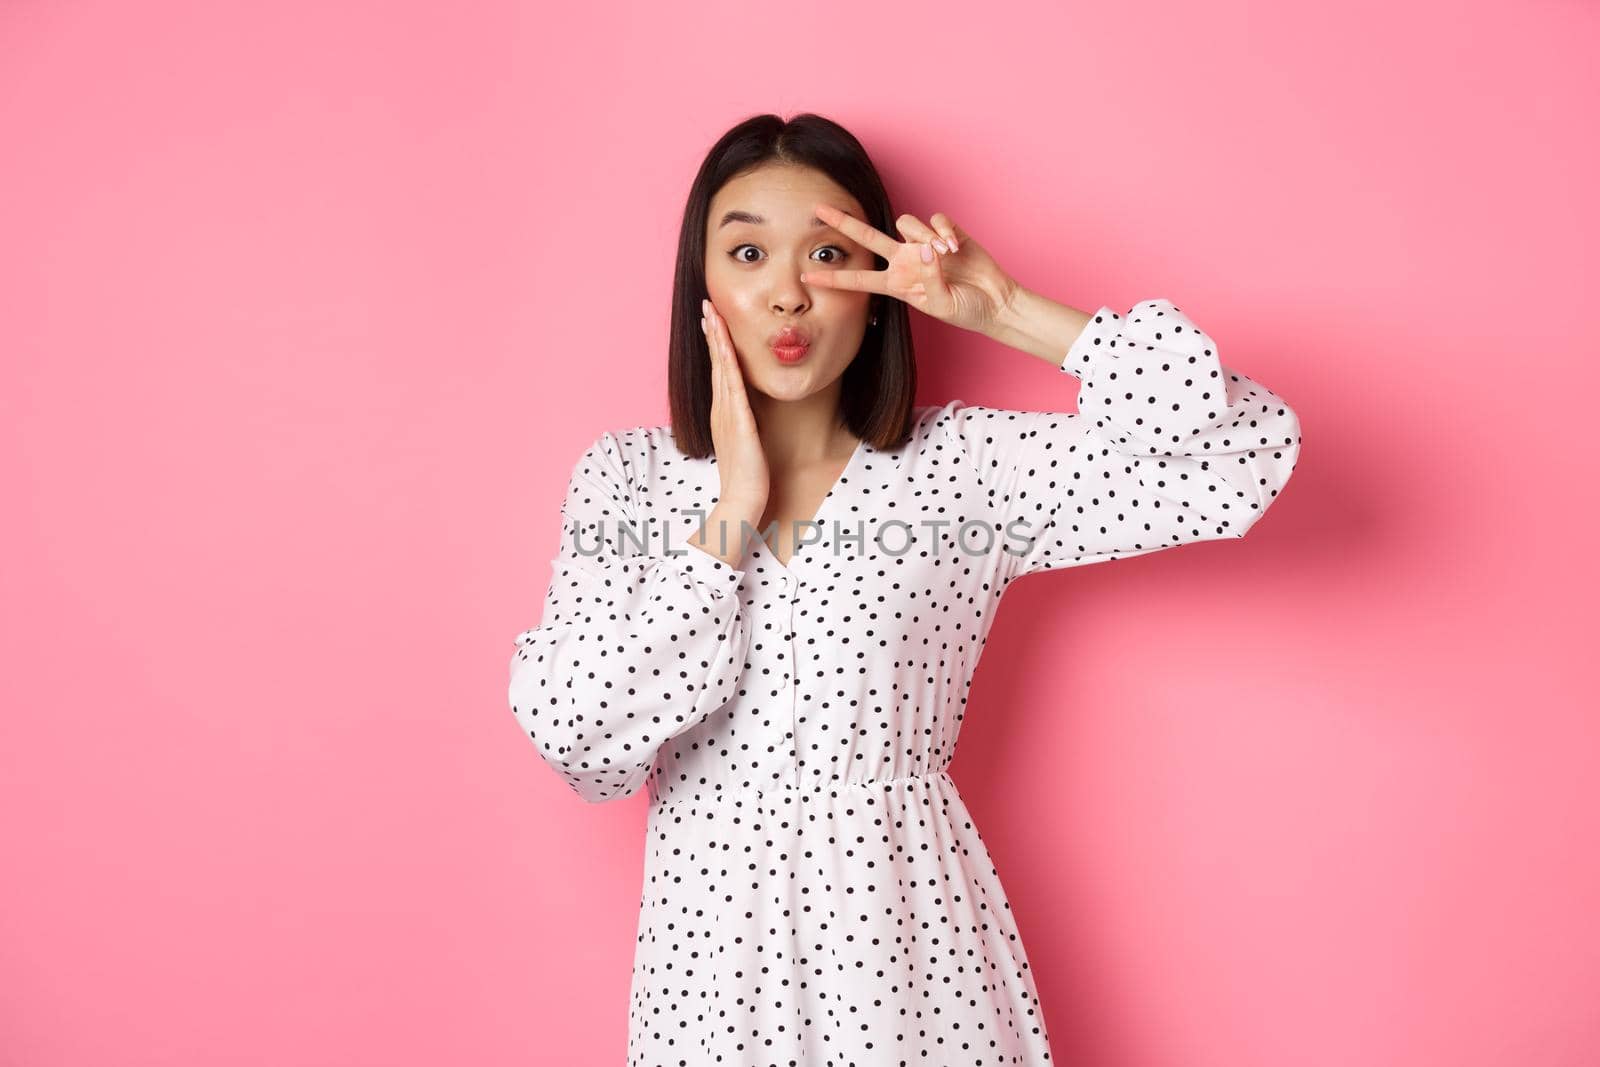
[986,284,1057,362]
[689,500,764,566]
[710,497,765,528]
[987,281,1036,346]
[986,284,1097,366]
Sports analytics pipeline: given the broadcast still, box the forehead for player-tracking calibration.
[708,164,864,229]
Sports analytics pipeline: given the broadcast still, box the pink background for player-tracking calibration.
[4,1,1596,1064]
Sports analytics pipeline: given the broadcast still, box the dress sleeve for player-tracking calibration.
[947,297,1302,584]
[507,431,753,803]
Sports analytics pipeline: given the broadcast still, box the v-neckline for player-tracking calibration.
[750,434,868,576]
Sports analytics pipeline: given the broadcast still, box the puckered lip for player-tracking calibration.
[769,326,811,348]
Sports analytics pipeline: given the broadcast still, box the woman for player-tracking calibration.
[509,113,1301,1064]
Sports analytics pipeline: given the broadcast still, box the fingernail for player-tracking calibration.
[920,244,934,263]
[933,239,948,254]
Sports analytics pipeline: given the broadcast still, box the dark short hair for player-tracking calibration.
[667,112,917,458]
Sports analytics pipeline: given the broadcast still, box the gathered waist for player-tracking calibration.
[647,766,955,812]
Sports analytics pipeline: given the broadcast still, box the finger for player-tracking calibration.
[917,240,952,302]
[718,315,752,407]
[705,302,729,402]
[704,310,722,414]
[705,299,722,358]
[710,310,729,392]
[812,202,901,261]
[711,304,729,361]
[708,303,745,403]
[713,310,736,390]
[929,212,960,253]
[717,331,731,426]
[894,213,940,248]
[798,268,892,295]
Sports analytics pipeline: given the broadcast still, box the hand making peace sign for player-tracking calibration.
[798,203,1021,336]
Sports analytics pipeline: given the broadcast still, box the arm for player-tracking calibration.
[948,296,1303,583]
[507,431,753,803]
[985,284,1097,368]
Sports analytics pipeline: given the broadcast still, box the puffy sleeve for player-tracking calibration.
[507,431,753,803]
[947,297,1302,583]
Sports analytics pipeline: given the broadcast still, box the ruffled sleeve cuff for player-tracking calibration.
[1060,304,1124,381]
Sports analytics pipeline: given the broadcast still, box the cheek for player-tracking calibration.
[826,331,865,371]
[705,285,763,333]
[702,264,744,305]
[815,290,873,321]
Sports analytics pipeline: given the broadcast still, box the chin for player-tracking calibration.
[746,376,815,402]
[742,349,849,401]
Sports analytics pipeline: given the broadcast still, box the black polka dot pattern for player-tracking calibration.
[509,298,1302,1064]
[952,298,1303,582]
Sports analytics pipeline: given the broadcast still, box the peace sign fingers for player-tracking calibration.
[798,266,894,295]
[803,203,928,296]
[798,199,1015,336]
[811,202,900,261]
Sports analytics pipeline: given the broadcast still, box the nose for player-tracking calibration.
[771,269,810,315]
[771,288,809,315]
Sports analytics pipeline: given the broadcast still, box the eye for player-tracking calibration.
[728,244,849,265]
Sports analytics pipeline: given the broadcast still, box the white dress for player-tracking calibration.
[509,298,1302,1065]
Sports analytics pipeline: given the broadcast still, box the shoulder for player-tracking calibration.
[909,401,968,440]
[581,421,664,462]
[562,423,640,488]
[920,399,1042,444]
[565,419,698,494]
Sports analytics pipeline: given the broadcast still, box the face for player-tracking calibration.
[703,164,874,402]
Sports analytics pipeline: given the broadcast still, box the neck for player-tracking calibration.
[746,386,853,468]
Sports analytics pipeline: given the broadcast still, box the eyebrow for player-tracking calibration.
[716,210,832,230]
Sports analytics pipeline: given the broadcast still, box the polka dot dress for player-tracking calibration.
[509,298,1302,1065]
